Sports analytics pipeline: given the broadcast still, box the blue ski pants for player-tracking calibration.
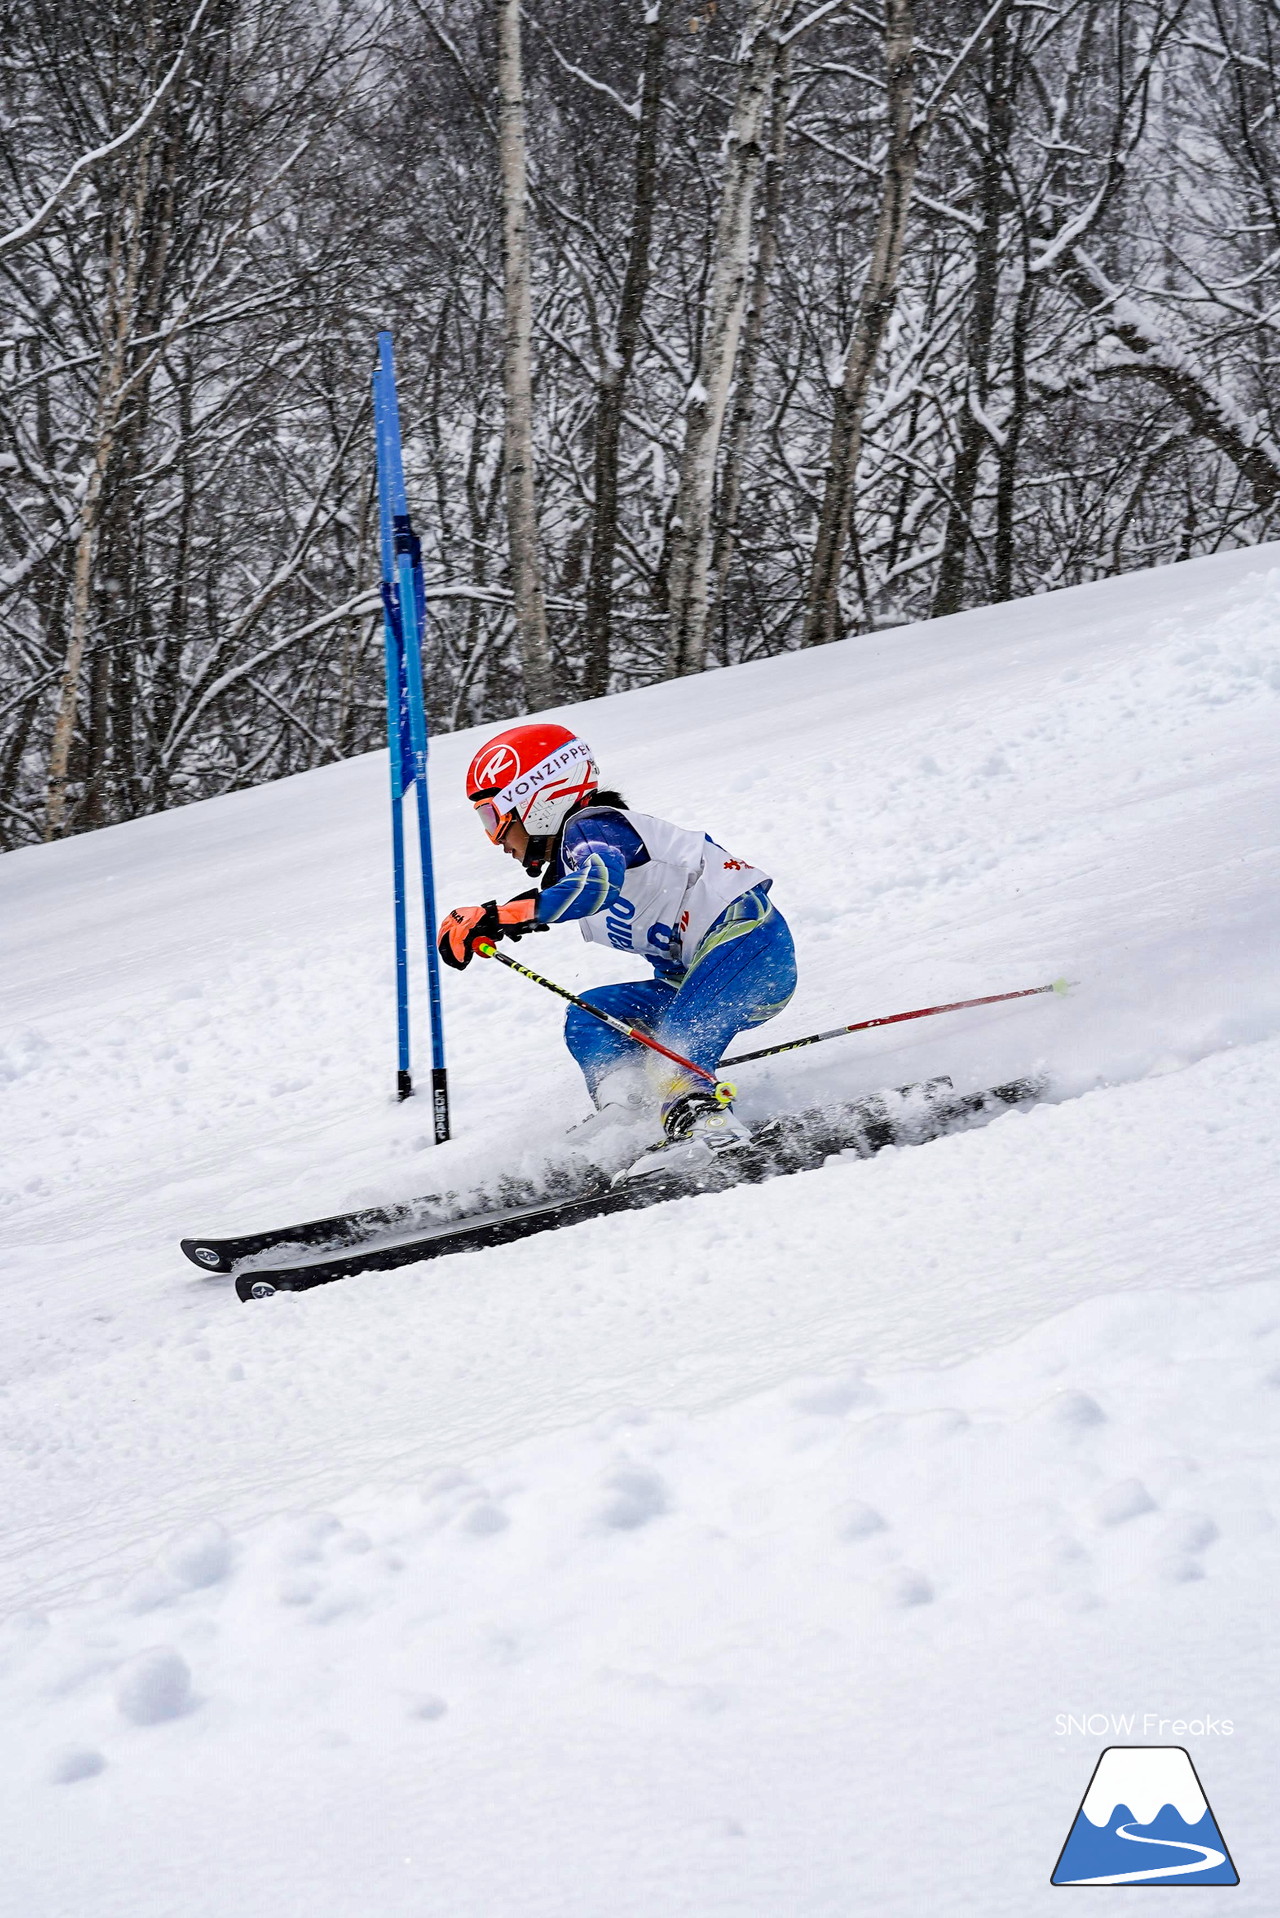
[564,886,797,1104]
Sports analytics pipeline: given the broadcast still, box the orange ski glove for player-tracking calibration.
[437,903,497,970]
[492,894,543,939]
[437,896,543,971]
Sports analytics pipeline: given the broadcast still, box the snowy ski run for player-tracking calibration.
[4,545,1280,1917]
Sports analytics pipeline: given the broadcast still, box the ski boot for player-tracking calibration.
[617,1088,751,1183]
[565,1064,660,1166]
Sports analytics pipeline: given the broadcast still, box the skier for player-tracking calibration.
[437,722,796,1172]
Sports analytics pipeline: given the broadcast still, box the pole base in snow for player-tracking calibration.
[431,1067,450,1143]
[397,1069,413,1102]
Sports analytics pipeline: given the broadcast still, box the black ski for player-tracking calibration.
[181,1195,450,1276]
[180,1071,945,1276]
[226,1074,1044,1302]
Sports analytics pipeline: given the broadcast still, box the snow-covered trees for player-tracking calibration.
[496,0,554,708]
[2,0,1277,847]
[2,0,382,840]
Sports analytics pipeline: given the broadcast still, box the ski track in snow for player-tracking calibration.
[2,547,1279,1915]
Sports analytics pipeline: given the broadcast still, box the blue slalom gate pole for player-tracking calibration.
[372,333,450,1141]
[373,373,413,1100]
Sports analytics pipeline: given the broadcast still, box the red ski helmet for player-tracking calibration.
[465,723,599,842]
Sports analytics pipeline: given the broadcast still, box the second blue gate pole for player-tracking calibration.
[374,331,450,1141]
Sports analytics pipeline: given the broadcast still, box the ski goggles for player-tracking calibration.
[473,798,515,844]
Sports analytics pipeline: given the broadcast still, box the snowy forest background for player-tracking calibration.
[2,0,1277,848]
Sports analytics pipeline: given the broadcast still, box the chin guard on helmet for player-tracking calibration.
[522,834,551,877]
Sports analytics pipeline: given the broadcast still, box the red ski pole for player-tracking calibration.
[476,941,735,1100]
[719,978,1073,1069]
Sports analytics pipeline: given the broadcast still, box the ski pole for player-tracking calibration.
[475,942,735,1101]
[719,978,1073,1069]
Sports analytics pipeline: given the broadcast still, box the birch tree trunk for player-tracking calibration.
[582,0,672,699]
[930,19,1009,618]
[708,38,792,663]
[666,0,786,678]
[802,0,1014,645]
[496,0,554,709]
[802,0,918,649]
[993,271,1035,602]
[44,136,155,840]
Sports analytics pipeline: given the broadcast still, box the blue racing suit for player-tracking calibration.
[533,808,797,1104]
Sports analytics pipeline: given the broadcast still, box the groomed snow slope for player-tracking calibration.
[3,546,1279,1915]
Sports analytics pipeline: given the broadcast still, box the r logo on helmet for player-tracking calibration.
[474,743,520,792]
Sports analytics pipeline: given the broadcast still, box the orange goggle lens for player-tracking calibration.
[473,799,514,843]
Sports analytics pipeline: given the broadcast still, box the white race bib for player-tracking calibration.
[571,810,769,969]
